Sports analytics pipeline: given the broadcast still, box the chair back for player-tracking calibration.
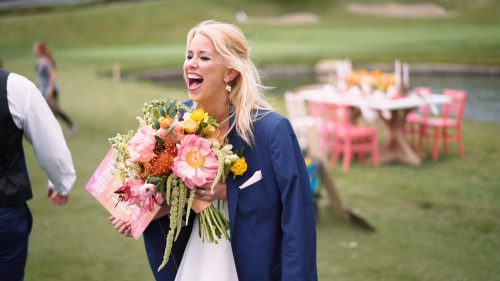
[323,103,351,125]
[284,91,308,120]
[442,89,467,121]
[307,99,329,123]
[414,87,432,117]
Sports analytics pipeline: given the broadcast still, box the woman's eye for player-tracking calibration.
[186,55,193,60]
[201,57,210,61]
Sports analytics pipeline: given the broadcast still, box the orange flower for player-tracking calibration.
[159,116,174,129]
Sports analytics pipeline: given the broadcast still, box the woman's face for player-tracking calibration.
[32,44,41,56]
[183,33,228,106]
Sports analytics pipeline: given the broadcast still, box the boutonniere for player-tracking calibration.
[230,144,248,179]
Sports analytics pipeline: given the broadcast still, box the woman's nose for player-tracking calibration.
[186,58,198,69]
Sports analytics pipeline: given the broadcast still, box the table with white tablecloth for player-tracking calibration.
[300,87,450,166]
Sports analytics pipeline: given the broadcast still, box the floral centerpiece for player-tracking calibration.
[108,99,246,271]
[347,69,395,94]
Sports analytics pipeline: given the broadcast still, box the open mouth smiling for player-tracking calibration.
[187,73,204,90]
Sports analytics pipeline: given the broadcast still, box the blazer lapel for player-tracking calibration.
[227,113,246,235]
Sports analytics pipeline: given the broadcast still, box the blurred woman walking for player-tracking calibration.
[33,41,77,134]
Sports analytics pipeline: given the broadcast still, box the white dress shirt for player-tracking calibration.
[6,72,75,195]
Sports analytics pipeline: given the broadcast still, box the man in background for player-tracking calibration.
[0,67,76,281]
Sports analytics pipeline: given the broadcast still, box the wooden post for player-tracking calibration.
[307,127,349,221]
[307,126,376,231]
[112,63,121,82]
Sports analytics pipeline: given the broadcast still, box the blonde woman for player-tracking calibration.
[174,20,317,281]
[111,20,317,281]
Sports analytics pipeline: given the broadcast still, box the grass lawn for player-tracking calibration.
[1,0,500,280]
[16,63,500,281]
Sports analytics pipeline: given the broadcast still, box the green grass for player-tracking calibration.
[2,0,500,280]
[316,121,500,280]
[16,62,500,281]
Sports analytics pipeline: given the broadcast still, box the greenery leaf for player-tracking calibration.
[147,176,162,184]
[155,135,165,146]
[153,108,160,119]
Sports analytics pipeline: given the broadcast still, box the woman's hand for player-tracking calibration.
[195,182,227,202]
[108,216,132,237]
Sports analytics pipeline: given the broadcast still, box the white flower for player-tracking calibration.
[222,144,233,151]
[224,154,239,165]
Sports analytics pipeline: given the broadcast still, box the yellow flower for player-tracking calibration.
[230,157,248,176]
[119,143,127,151]
[182,119,198,134]
[202,124,216,136]
[191,109,205,121]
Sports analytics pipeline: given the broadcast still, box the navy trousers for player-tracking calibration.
[0,203,32,281]
[143,214,193,281]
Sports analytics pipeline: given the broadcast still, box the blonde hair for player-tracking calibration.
[186,20,273,146]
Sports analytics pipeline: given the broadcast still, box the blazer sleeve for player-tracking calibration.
[268,117,316,281]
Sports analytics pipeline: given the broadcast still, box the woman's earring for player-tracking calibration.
[225,83,232,93]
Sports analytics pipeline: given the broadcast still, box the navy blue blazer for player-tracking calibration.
[227,111,318,281]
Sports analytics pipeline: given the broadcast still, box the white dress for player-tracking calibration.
[174,203,239,281]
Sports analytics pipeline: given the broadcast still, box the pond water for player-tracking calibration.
[153,73,500,123]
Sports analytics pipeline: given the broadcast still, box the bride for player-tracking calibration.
[111,20,317,281]
[172,17,245,281]
[166,20,317,281]
[110,19,243,281]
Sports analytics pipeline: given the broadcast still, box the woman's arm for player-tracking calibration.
[269,117,317,281]
[45,59,57,98]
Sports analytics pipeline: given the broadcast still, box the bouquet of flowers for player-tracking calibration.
[108,99,247,271]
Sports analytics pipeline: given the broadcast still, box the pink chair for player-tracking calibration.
[284,91,314,149]
[405,87,432,154]
[423,89,467,161]
[307,99,332,151]
[322,103,380,172]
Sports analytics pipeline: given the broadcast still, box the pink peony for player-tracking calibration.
[127,126,157,162]
[173,134,218,189]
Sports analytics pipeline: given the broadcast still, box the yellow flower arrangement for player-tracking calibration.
[347,70,395,94]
